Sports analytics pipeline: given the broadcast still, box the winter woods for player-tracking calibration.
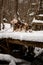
[0,0,39,31]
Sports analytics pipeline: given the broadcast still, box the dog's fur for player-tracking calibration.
[11,19,29,31]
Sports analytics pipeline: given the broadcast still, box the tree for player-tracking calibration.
[0,0,5,30]
[0,0,3,30]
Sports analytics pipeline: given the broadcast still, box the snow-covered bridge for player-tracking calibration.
[0,23,43,48]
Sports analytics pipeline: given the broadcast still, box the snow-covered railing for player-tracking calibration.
[38,14,43,17]
[0,31,43,42]
[32,18,43,23]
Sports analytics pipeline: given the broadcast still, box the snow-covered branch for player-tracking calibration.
[0,54,25,65]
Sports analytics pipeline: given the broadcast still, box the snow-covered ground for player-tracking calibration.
[0,23,12,32]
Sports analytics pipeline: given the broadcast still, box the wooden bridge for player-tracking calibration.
[0,38,43,53]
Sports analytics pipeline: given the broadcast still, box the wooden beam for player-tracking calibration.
[7,38,43,48]
[0,38,43,48]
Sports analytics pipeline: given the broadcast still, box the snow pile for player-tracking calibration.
[34,47,43,57]
[38,14,43,17]
[0,23,43,42]
[0,54,27,65]
[0,23,13,33]
[0,54,16,65]
[32,18,43,23]
[0,31,43,42]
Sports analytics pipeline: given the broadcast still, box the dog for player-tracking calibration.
[11,18,29,32]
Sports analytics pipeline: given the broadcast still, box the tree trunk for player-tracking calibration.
[0,0,3,30]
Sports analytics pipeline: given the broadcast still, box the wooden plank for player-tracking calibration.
[0,38,43,48]
[7,38,43,48]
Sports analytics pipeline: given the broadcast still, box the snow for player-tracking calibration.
[32,18,43,23]
[34,47,43,57]
[38,14,43,17]
[3,18,7,21]
[0,23,43,42]
[0,54,27,65]
[0,23,12,33]
[0,54,16,65]
[29,12,35,16]
[0,30,43,42]
[31,3,37,5]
